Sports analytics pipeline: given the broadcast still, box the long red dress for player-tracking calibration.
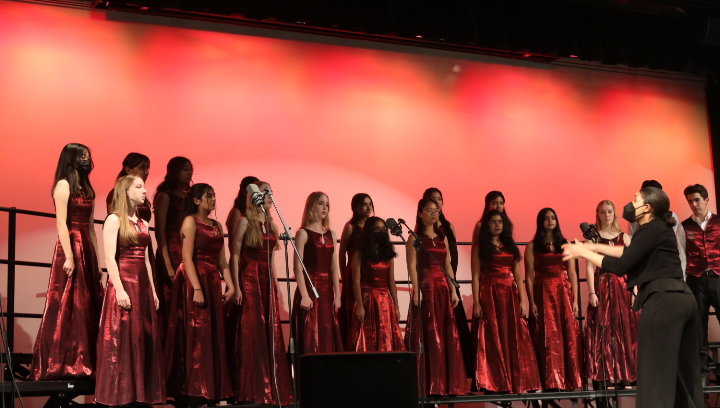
[292,229,343,355]
[29,193,104,380]
[530,246,583,390]
[154,192,184,338]
[232,227,294,405]
[338,222,362,345]
[584,233,639,383]
[95,219,165,405]
[224,216,243,381]
[473,247,541,393]
[441,223,474,379]
[107,191,163,340]
[405,235,470,396]
[345,259,405,352]
[165,217,232,400]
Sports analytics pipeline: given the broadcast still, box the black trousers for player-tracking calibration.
[637,290,703,408]
[685,272,720,377]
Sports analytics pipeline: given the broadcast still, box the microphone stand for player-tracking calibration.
[258,204,281,407]
[389,228,425,408]
[263,188,317,408]
[397,219,458,408]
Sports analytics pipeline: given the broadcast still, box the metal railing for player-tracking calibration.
[0,205,589,350]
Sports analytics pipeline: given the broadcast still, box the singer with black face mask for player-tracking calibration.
[583,200,639,390]
[345,217,404,352]
[563,188,702,408]
[30,143,104,380]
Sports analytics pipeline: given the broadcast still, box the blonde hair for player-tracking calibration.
[301,191,331,230]
[244,182,280,249]
[595,200,622,234]
[110,175,140,247]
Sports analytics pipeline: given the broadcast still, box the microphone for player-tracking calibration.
[580,222,599,242]
[246,184,266,207]
[386,218,403,237]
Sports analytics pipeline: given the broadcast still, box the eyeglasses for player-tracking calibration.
[374,228,388,233]
[423,209,440,215]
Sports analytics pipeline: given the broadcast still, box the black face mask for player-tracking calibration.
[622,202,647,223]
[374,231,389,244]
[78,160,92,173]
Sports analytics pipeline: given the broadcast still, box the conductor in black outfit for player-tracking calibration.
[563,187,702,408]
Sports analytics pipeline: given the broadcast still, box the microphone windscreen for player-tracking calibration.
[246,183,261,195]
[579,222,590,232]
[386,218,398,230]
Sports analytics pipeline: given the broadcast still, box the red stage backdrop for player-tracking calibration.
[0,2,714,404]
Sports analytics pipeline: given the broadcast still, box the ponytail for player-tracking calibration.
[662,211,676,228]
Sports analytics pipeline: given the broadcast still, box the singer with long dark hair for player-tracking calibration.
[226,176,260,236]
[584,200,638,388]
[96,175,165,405]
[471,191,514,307]
[345,217,404,352]
[472,210,540,393]
[292,191,343,355]
[164,183,234,405]
[154,156,193,338]
[423,187,473,379]
[563,187,702,408]
[224,175,259,382]
[106,153,151,216]
[228,181,293,405]
[405,198,469,396]
[525,208,582,391]
[338,193,374,344]
[30,143,104,380]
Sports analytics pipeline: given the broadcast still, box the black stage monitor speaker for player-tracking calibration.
[299,351,418,408]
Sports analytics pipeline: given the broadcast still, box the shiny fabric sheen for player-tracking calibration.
[338,222,363,345]
[95,219,166,405]
[584,233,639,382]
[231,228,294,405]
[473,247,541,393]
[346,260,405,352]
[292,229,343,355]
[165,217,232,400]
[30,194,104,380]
[683,215,720,277]
[530,248,583,390]
[154,193,184,344]
[405,235,470,396]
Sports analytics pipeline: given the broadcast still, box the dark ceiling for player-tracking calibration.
[85,0,720,77]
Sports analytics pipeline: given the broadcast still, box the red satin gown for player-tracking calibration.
[29,193,104,380]
[345,259,405,352]
[292,229,343,355]
[154,192,184,338]
[472,246,541,393]
[224,216,243,381]
[584,233,639,383]
[165,217,232,400]
[95,219,166,405]
[530,246,583,390]
[405,235,470,396]
[338,222,362,345]
[108,192,163,338]
[232,227,294,405]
